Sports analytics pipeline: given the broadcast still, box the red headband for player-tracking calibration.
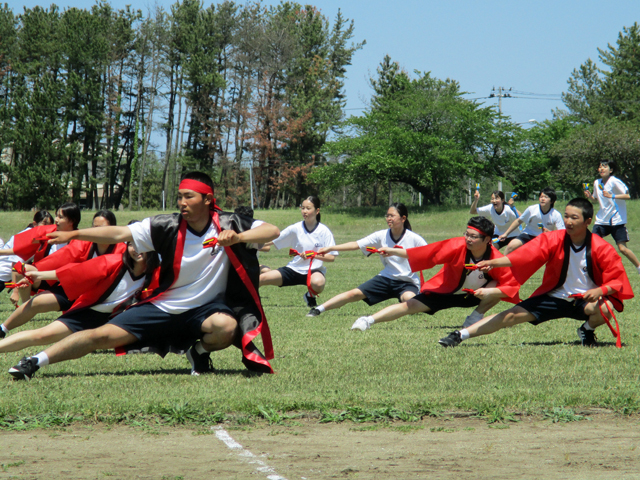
[467,226,487,236]
[179,179,214,197]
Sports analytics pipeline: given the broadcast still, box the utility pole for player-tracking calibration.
[489,86,512,114]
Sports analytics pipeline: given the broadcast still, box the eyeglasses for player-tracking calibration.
[463,232,485,240]
[384,214,398,219]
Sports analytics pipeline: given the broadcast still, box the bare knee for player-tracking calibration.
[310,274,326,293]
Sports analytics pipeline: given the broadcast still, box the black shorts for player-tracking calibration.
[518,294,589,325]
[277,266,324,287]
[492,235,515,250]
[108,301,234,351]
[593,224,630,244]
[58,309,112,333]
[34,284,73,311]
[514,233,537,245]
[357,276,419,306]
[413,292,481,315]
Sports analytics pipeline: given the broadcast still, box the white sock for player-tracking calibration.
[465,310,483,324]
[0,324,8,334]
[33,352,49,367]
[366,316,375,326]
[316,305,326,313]
[636,265,640,275]
[195,342,208,355]
[460,329,470,340]
[582,322,595,331]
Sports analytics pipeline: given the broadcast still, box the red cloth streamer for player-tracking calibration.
[570,293,621,348]
[288,249,320,296]
[202,237,218,249]
[464,264,479,270]
[462,288,475,295]
[12,263,34,284]
[4,282,18,289]
[366,246,382,254]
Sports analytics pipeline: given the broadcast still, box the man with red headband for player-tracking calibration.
[350,217,520,332]
[8,172,280,380]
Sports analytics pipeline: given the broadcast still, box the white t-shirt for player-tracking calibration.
[477,204,519,237]
[356,229,427,285]
[594,176,628,226]
[549,243,597,301]
[456,257,496,293]
[0,234,20,282]
[91,270,146,313]
[520,205,565,236]
[272,221,338,274]
[130,217,262,314]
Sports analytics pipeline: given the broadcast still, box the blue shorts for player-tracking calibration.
[518,294,589,325]
[593,224,630,244]
[58,309,112,333]
[413,293,481,315]
[357,275,419,306]
[277,266,324,287]
[108,301,234,350]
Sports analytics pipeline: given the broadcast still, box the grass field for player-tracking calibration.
[1,202,640,429]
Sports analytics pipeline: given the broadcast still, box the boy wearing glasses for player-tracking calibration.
[350,217,520,331]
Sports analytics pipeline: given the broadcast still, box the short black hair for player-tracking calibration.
[467,216,494,238]
[599,159,616,174]
[32,210,53,226]
[491,190,505,202]
[58,202,81,230]
[540,187,557,207]
[566,198,593,221]
[389,202,412,231]
[181,171,215,194]
[94,210,117,226]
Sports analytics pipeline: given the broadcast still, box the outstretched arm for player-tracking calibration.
[218,222,280,247]
[318,241,359,255]
[48,226,133,245]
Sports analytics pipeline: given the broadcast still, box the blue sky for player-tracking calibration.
[14,0,640,125]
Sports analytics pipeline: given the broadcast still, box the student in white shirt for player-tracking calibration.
[585,159,640,274]
[306,203,427,317]
[500,187,565,254]
[470,190,519,249]
[259,196,337,307]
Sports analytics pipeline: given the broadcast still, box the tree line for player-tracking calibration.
[0,1,363,210]
[1,2,638,211]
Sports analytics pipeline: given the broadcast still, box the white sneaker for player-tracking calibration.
[351,316,373,331]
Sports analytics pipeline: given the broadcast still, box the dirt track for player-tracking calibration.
[0,414,639,479]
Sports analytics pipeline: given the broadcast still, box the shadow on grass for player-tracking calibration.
[36,367,263,379]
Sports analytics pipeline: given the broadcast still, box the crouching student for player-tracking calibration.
[439,198,633,348]
[350,217,520,332]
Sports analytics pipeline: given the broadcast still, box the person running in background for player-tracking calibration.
[585,159,640,275]
[439,198,633,348]
[470,190,520,249]
[307,203,426,317]
[350,217,520,331]
[500,187,564,254]
[259,196,338,307]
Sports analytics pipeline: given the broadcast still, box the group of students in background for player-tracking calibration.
[0,161,636,380]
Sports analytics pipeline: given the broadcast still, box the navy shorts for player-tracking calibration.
[34,284,73,311]
[593,224,630,244]
[413,292,481,315]
[514,233,537,245]
[108,301,234,350]
[58,309,112,333]
[492,235,514,250]
[518,294,589,325]
[277,266,324,287]
[357,276,419,306]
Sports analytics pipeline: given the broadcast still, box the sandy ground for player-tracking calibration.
[0,414,639,479]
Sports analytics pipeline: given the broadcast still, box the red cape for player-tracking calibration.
[407,237,520,303]
[12,225,58,263]
[36,241,126,272]
[508,230,633,311]
[56,253,127,314]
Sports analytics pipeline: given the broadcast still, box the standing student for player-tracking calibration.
[0,210,123,338]
[500,187,564,254]
[307,203,427,317]
[259,196,338,307]
[4,241,158,367]
[585,160,640,274]
[7,172,280,380]
[350,217,520,331]
[470,190,520,249]
[439,198,633,348]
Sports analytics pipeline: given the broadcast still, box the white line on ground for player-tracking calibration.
[213,426,288,480]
